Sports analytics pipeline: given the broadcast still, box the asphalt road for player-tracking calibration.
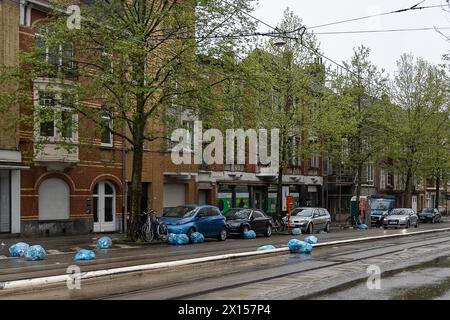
[1,222,450,300]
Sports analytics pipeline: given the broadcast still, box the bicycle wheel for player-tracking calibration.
[157,224,168,241]
[142,223,154,242]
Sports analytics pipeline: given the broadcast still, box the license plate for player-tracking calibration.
[389,221,398,225]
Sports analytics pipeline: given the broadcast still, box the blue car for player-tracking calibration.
[159,205,227,241]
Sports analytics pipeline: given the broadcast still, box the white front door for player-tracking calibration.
[412,195,418,212]
[93,182,116,232]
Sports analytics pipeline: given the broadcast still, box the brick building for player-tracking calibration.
[0,0,124,236]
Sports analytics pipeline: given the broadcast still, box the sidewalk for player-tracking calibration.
[0,233,123,256]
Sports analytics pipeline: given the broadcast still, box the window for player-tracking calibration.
[309,155,319,169]
[37,91,76,140]
[38,178,70,220]
[38,91,56,137]
[252,211,264,218]
[35,26,74,70]
[100,111,113,147]
[380,169,386,189]
[207,207,220,216]
[366,164,374,185]
[387,173,393,187]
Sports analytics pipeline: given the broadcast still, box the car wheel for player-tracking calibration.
[324,222,330,233]
[415,221,419,228]
[306,223,313,234]
[383,226,388,230]
[241,225,249,238]
[218,227,227,241]
[264,225,272,237]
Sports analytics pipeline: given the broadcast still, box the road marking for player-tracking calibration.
[115,244,134,249]
[46,250,63,255]
[0,256,7,260]
[2,227,450,290]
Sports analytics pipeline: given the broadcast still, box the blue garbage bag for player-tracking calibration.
[97,236,112,249]
[168,233,189,245]
[291,228,302,236]
[357,224,368,230]
[257,245,276,251]
[25,245,46,261]
[243,230,256,239]
[9,242,30,257]
[288,239,313,254]
[174,234,190,245]
[167,233,177,244]
[190,232,205,244]
[74,249,96,261]
[319,230,328,234]
[304,235,318,244]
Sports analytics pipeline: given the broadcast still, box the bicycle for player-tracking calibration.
[272,213,287,233]
[134,209,168,242]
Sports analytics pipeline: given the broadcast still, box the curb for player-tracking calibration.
[1,227,450,291]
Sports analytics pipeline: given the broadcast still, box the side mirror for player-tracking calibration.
[250,215,255,221]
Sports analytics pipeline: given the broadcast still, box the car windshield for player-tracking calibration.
[389,209,409,216]
[422,208,434,213]
[163,206,196,218]
[224,209,250,220]
[292,208,314,217]
[370,199,390,210]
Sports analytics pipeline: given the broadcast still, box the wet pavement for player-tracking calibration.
[316,255,450,300]
[1,223,449,283]
[2,227,450,299]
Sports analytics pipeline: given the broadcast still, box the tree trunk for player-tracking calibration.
[128,139,144,240]
[276,164,284,218]
[355,162,362,226]
[403,168,412,208]
[435,170,440,210]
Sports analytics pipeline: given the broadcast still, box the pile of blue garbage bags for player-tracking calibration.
[8,236,114,262]
[288,239,313,254]
[9,242,47,261]
[167,233,190,245]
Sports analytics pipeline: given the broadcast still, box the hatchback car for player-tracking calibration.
[383,208,419,229]
[223,208,273,238]
[159,205,227,241]
[283,207,331,234]
[418,208,442,223]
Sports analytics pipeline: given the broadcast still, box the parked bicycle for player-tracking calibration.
[134,209,168,242]
[272,213,287,233]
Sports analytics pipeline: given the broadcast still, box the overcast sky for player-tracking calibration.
[253,0,450,75]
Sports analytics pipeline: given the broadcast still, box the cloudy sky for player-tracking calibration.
[253,0,450,75]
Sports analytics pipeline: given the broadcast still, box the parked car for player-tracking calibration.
[223,208,273,238]
[159,205,227,241]
[418,208,442,223]
[283,207,331,234]
[383,208,419,229]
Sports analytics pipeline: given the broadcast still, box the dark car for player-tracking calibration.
[418,208,442,223]
[223,208,273,238]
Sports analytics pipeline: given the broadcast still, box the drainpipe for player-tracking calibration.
[121,126,126,234]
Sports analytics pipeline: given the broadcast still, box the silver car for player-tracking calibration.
[383,208,419,229]
[283,207,331,234]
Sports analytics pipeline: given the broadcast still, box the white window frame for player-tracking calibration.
[100,112,114,148]
[380,169,386,189]
[366,164,374,186]
[35,27,74,70]
[34,83,78,143]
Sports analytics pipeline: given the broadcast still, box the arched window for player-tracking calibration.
[39,178,70,220]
